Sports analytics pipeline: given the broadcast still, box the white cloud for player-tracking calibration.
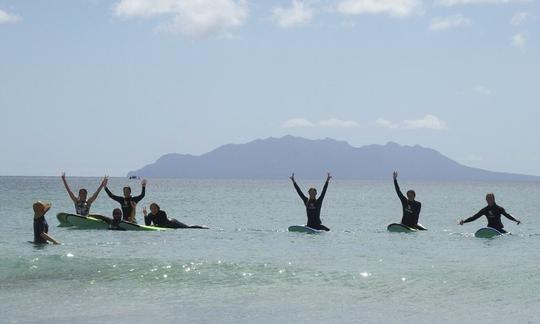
[512,32,526,48]
[0,9,21,24]
[511,12,536,26]
[473,85,492,95]
[403,115,447,130]
[272,0,315,29]
[428,14,471,31]
[282,118,359,128]
[114,0,248,38]
[435,0,514,6]
[375,118,398,129]
[376,115,447,130]
[336,0,423,18]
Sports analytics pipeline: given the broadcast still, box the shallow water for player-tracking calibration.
[1,177,539,323]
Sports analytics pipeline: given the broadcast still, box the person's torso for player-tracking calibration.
[33,217,48,243]
[402,200,420,215]
[75,200,90,216]
[484,205,504,228]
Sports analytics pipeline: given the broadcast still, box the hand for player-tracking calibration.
[141,179,147,187]
[326,173,332,182]
[61,172,66,180]
[393,171,398,180]
[458,220,464,225]
[101,176,108,187]
[289,173,295,182]
[516,220,521,225]
[142,207,147,216]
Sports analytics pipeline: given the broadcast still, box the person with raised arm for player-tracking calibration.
[393,171,424,230]
[104,179,147,223]
[290,173,332,231]
[61,172,108,216]
[459,193,521,233]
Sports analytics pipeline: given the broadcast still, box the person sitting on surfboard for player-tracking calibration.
[105,179,147,223]
[108,208,125,230]
[459,193,521,233]
[61,172,108,216]
[393,171,424,230]
[33,201,60,245]
[143,203,208,229]
[290,172,331,231]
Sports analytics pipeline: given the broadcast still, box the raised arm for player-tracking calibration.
[61,172,77,203]
[501,208,521,224]
[318,173,331,202]
[393,171,406,202]
[143,207,152,226]
[104,186,124,204]
[133,179,147,203]
[88,176,108,205]
[290,173,307,202]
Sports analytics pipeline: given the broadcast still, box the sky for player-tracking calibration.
[0,0,539,177]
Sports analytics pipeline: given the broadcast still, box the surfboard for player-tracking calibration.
[474,227,503,238]
[288,225,323,234]
[387,223,417,233]
[66,214,109,230]
[57,213,73,227]
[118,221,167,231]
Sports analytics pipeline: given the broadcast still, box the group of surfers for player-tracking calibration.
[32,172,522,244]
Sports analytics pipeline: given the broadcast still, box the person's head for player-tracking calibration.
[308,188,317,200]
[486,193,496,206]
[78,189,88,201]
[33,201,51,219]
[406,190,416,201]
[149,203,160,214]
[112,208,122,220]
[123,186,132,198]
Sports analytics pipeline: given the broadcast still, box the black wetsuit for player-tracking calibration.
[33,216,48,244]
[293,180,330,231]
[394,179,422,229]
[463,204,517,233]
[104,186,145,221]
[108,219,124,231]
[145,210,201,229]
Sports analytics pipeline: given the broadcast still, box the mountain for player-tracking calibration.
[127,136,539,181]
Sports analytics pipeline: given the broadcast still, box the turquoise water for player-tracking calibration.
[1,177,540,323]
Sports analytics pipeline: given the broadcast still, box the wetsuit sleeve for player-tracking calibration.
[394,179,406,203]
[463,208,485,223]
[318,180,329,203]
[105,187,124,204]
[144,214,152,226]
[132,186,146,203]
[501,208,518,222]
[293,182,308,203]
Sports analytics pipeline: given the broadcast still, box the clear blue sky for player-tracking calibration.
[1,0,539,176]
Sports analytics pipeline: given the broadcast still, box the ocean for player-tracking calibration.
[1,177,539,323]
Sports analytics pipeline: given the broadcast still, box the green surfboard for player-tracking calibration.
[118,221,167,231]
[66,214,109,230]
[475,227,503,238]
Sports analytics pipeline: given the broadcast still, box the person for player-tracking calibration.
[108,208,125,231]
[393,171,424,230]
[61,172,108,216]
[33,201,60,245]
[143,203,208,229]
[459,193,521,233]
[290,172,332,231]
[104,179,147,222]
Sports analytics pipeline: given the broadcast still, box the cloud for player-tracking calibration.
[272,0,315,28]
[0,9,21,24]
[512,32,526,48]
[435,0,514,6]
[428,14,471,31]
[114,0,248,38]
[511,12,536,26]
[336,0,423,18]
[282,118,359,128]
[472,85,492,95]
[376,115,447,130]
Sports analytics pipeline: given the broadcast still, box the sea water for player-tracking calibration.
[1,177,539,323]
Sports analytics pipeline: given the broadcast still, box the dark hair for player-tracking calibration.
[112,208,122,216]
[407,190,416,196]
[123,186,131,192]
[79,189,88,196]
[149,203,160,211]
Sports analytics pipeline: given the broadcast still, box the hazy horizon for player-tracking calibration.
[1,1,538,177]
